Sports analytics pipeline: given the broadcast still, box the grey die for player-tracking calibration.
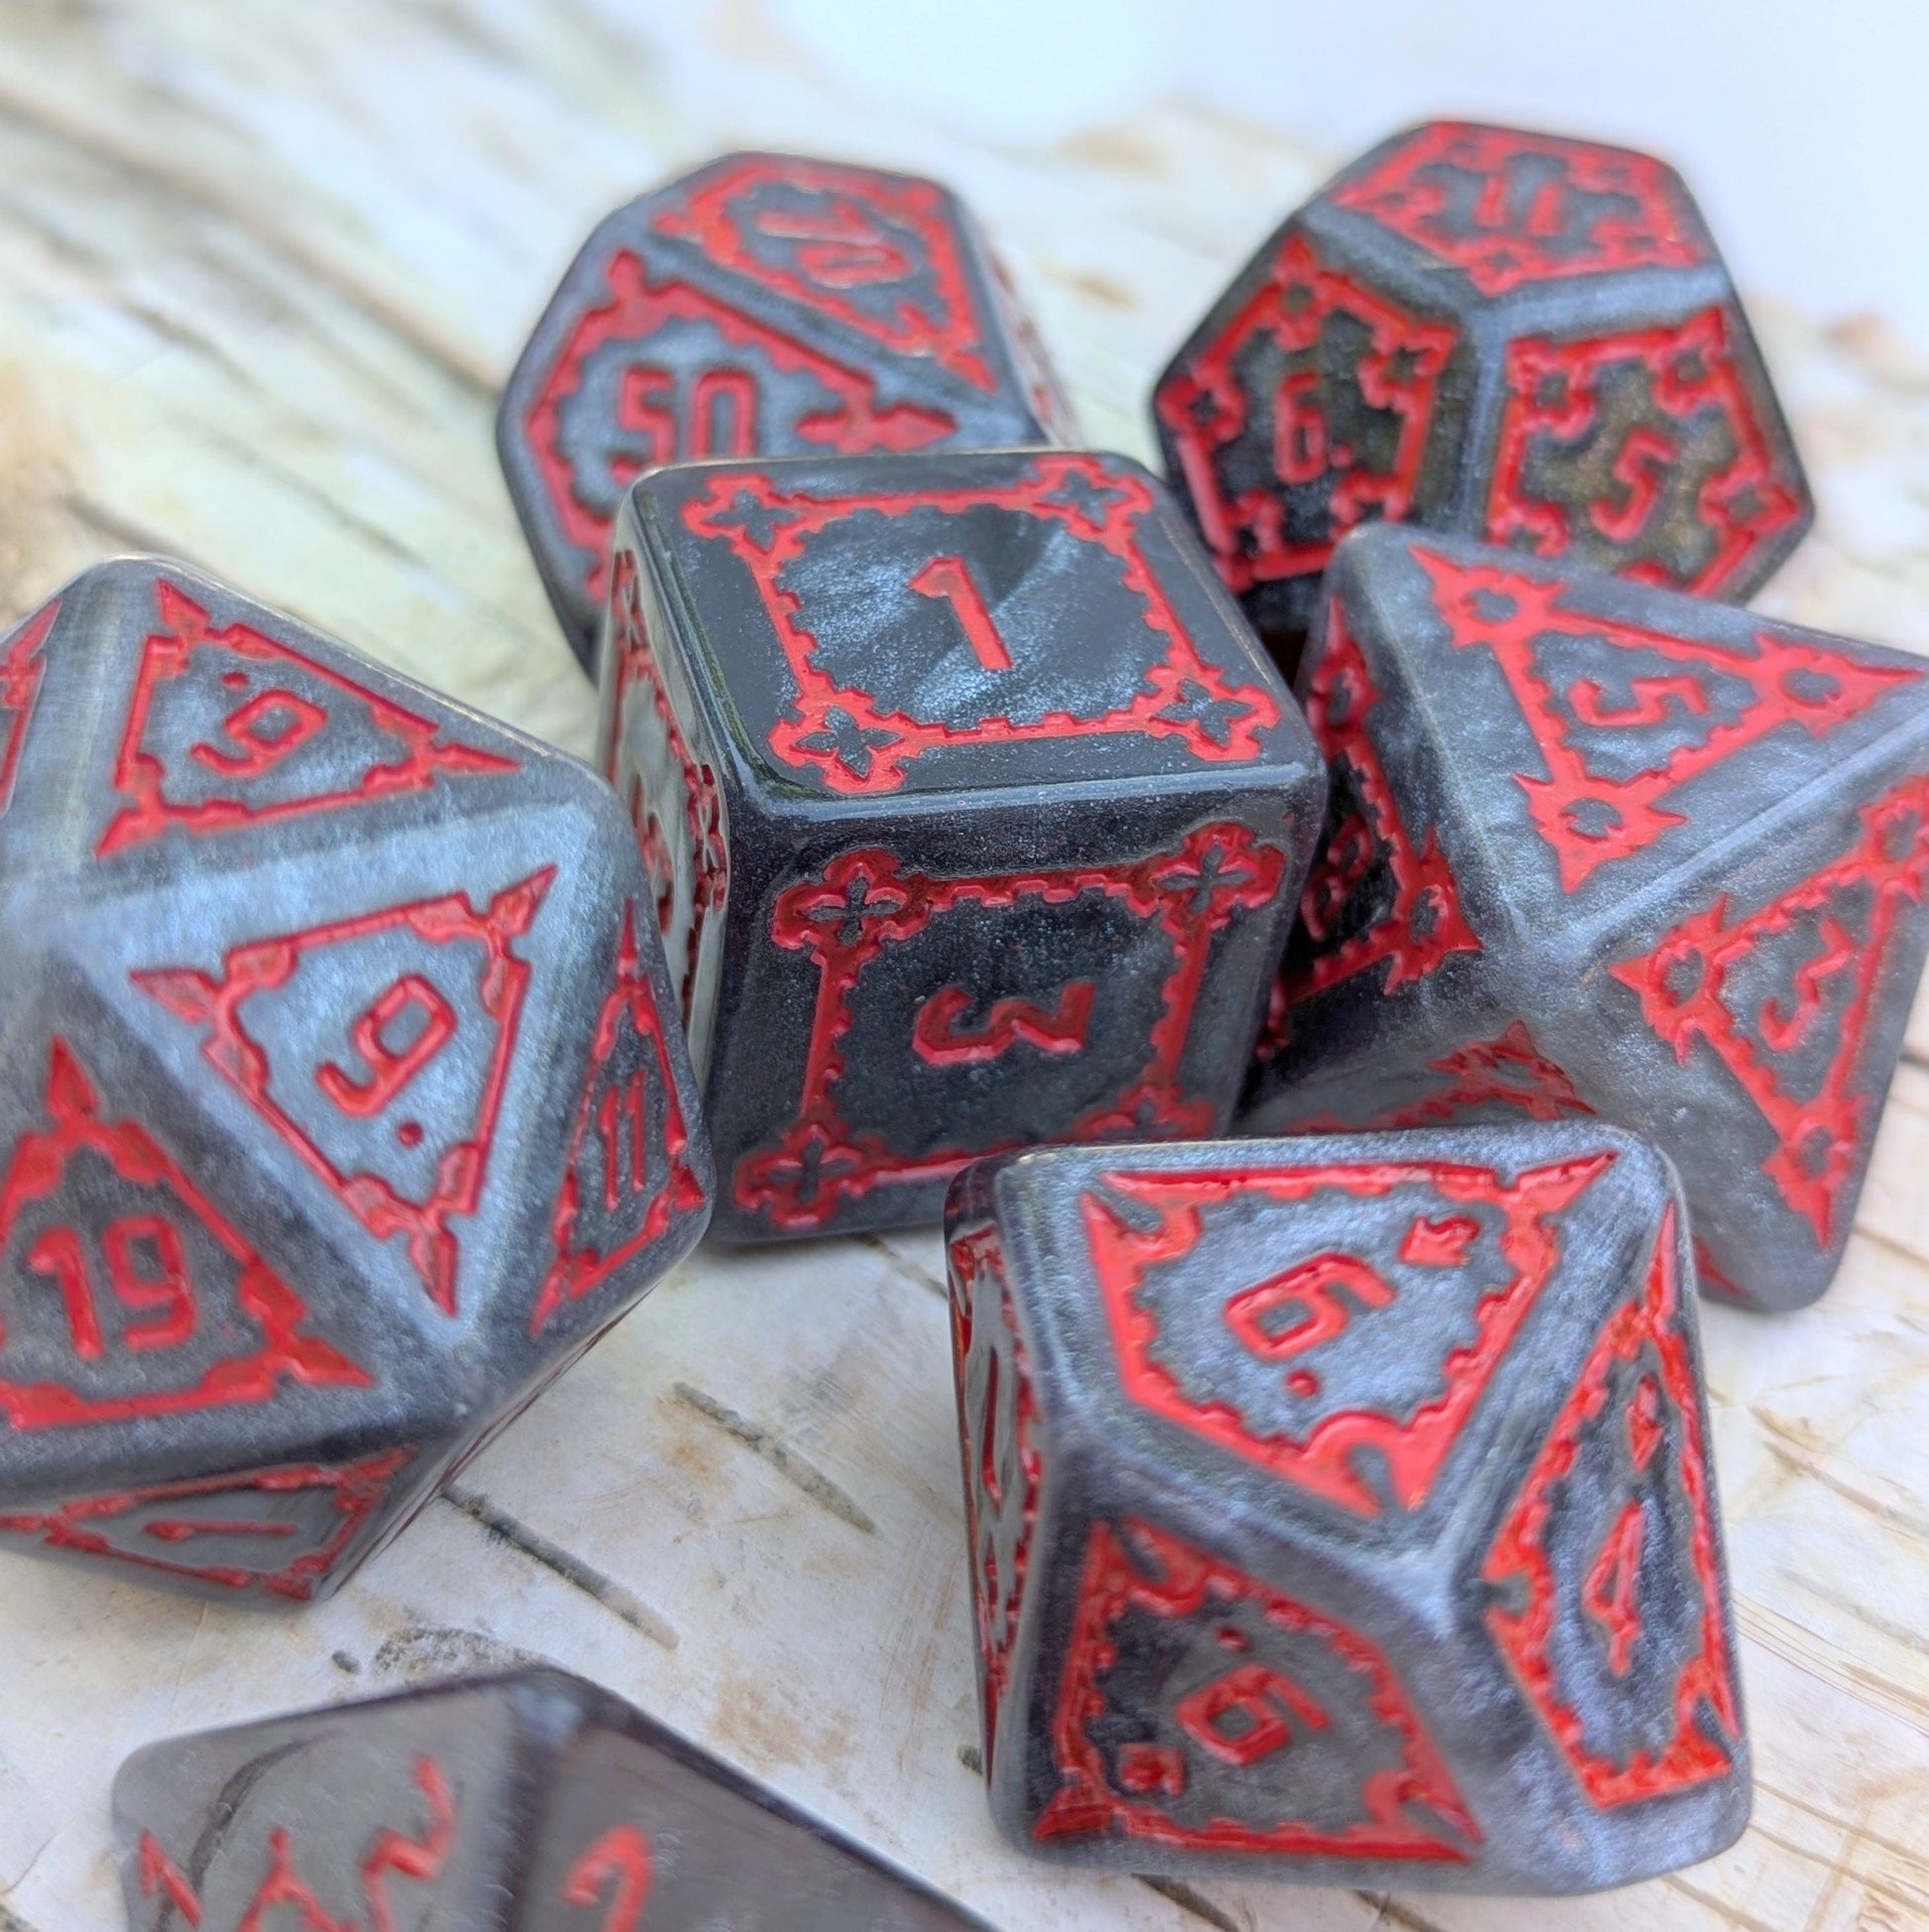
[499,150,1077,673]
[602,447,1325,1242]
[945,1123,1747,1891]
[1153,120,1811,663]
[114,1667,983,1929]
[0,559,711,1603]
[1243,522,1929,1312]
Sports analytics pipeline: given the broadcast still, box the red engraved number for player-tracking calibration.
[1584,1500,1647,1676]
[909,554,1011,671]
[1273,370,1329,486]
[190,687,328,778]
[752,197,913,285]
[561,1824,654,1932]
[1223,1255,1393,1372]
[1175,1662,1329,1767]
[27,1215,197,1361]
[314,973,457,1118]
[139,1833,204,1926]
[1589,425,1676,545]
[619,365,759,466]
[598,1068,649,1211]
[912,981,1095,1066]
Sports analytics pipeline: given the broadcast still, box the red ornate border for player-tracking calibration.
[736,823,1286,1230]
[680,453,1281,794]
[1330,123,1703,297]
[0,1040,368,1428]
[1155,231,1454,594]
[137,870,553,1316]
[1483,1206,1739,1806]
[1486,311,1808,597]
[0,1446,410,1601]
[1081,1152,1615,1516]
[98,581,513,857]
[655,155,997,391]
[1034,1517,1479,1859]
[0,598,57,822]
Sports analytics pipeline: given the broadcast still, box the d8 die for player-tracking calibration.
[1245,523,1929,1311]
[0,560,711,1603]
[605,447,1324,1241]
[501,150,1077,671]
[116,1667,980,1929]
[1153,120,1811,659]
[947,1123,1746,1891]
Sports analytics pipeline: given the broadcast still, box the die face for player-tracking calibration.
[1153,121,1810,662]
[0,560,712,1599]
[952,1126,1748,1889]
[1247,526,1929,1309]
[499,151,1072,669]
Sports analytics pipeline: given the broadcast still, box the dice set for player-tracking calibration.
[2,118,1920,1923]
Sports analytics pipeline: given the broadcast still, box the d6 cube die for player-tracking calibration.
[605,447,1324,1241]
[501,150,1077,672]
[116,1666,981,1929]
[1245,523,1929,1311]
[1153,120,1811,660]
[0,560,711,1603]
[947,1124,1747,1890]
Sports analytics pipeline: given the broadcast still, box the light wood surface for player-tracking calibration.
[0,6,1925,1929]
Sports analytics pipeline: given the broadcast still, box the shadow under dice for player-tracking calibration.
[0,559,711,1604]
[944,1124,1747,1891]
[1153,120,1810,664]
[602,448,1325,1240]
[1246,523,1929,1311]
[500,150,1077,672]
[115,1668,983,1930]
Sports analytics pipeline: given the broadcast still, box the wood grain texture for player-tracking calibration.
[0,4,1925,1927]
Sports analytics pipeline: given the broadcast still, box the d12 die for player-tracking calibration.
[947,1123,1746,1891]
[116,1666,982,1929]
[1153,120,1811,661]
[501,150,1077,672]
[1244,523,1929,1311]
[0,560,711,1603]
[604,447,1324,1241]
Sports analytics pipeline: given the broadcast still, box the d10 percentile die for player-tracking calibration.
[603,447,1325,1241]
[0,560,711,1603]
[1155,121,1811,664]
[947,1125,1746,1891]
[1246,523,1929,1312]
[501,150,1077,673]
[116,1668,983,1929]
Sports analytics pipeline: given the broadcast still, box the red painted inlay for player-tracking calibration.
[1035,1518,1479,1858]
[1483,1207,1740,1805]
[1486,312,1809,596]
[912,981,1094,1066]
[1330,123,1704,296]
[530,903,707,1336]
[98,581,513,856]
[1155,231,1454,594]
[680,454,1281,794]
[0,1042,368,1428]
[657,156,998,390]
[137,871,552,1315]
[1082,1152,1615,1516]
[524,255,957,616]
[1417,545,1917,889]
[736,823,1286,1230]
[1609,771,1929,1245]
[561,1825,654,1932]
[0,599,57,822]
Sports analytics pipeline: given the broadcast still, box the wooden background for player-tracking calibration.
[0,4,1926,1927]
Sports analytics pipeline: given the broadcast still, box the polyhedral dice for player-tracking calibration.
[0,559,711,1603]
[946,1123,1747,1890]
[501,150,1077,672]
[1153,120,1811,662]
[604,446,1324,1241]
[1244,523,1929,1313]
[115,1667,980,1929]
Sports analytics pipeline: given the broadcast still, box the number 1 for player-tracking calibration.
[910,555,1011,671]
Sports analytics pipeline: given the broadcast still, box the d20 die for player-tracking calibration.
[115,1666,982,1929]
[0,559,711,1603]
[604,447,1324,1241]
[946,1123,1746,1891]
[501,150,1077,672]
[1153,120,1811,662]
[1245,523,1929,1311]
